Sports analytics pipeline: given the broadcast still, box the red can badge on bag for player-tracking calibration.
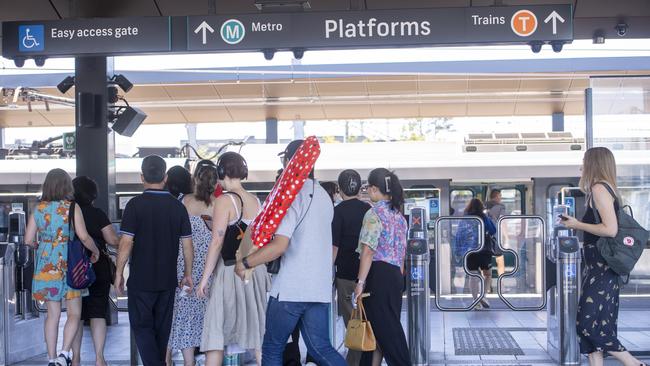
[250,136,321,247]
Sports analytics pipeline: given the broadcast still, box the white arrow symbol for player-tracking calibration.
[544,10,565,35]
[194,21,214,45]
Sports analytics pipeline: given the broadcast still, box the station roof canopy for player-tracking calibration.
[4,69,649,127]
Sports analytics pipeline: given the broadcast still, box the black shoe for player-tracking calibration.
[54,352,71,366]
[48,362,56,366]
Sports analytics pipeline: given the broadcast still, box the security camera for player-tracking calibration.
[13,57,26,68]
[34,56,47,67]
[529,41,543,54]
[263,48,276,61]
[292,48,305,60]
[551,41,564,53]
[615,23,628,37]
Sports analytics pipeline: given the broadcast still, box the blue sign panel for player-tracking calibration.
[18,25,44,52]
[429,198,440,220]
[4,17,171,58]
[564,197,576,217]
[411,267,423,281]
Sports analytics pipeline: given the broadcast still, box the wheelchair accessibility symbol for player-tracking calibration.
[411,267,423,281]
[19,25,45,52]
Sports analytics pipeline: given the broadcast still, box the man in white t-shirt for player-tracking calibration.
[236,140,346,366]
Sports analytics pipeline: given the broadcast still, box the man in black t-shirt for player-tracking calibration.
[115,155,193,366]
[332,170,371,366]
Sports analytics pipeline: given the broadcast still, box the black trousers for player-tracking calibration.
[360,261,410,366]
[128,289,175,366]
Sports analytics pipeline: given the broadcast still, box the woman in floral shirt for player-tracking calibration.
[354,168,410,366]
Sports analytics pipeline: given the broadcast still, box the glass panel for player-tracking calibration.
[591,76,650,302]
[435,217,484,311]
[450,190,474,217]
[500,188,522,215]
[497,217,546,310]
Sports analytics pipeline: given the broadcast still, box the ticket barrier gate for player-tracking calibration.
[407,207,430,366]
[434,215,547,311]
[0,211,45,365]
[547,205,581,365]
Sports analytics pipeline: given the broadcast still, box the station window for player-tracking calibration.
[500,188,522,215]
[450,189,474,216]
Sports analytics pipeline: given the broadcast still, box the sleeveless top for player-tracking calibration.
[582,183,620,245]
[221,192,254,264]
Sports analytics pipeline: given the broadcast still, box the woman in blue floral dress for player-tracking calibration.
[24,168,99,366]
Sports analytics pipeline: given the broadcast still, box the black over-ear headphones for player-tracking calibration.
[217,152,249,180]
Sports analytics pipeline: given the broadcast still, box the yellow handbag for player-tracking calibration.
[344,294,376,352]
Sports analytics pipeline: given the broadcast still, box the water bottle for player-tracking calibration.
[223,345,242,366]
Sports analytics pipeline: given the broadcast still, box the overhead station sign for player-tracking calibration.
[2,17,171,58]
[187,5,572,52]
[2,5,571,59]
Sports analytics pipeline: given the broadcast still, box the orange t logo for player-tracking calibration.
[511,10,538,37]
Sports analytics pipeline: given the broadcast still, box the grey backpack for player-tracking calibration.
[592,183,648,282]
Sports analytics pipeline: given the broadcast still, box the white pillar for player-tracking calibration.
[293,120,305,140]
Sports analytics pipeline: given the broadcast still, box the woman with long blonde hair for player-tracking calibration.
[562,147,646,366]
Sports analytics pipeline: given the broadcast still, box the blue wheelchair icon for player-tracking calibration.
[19,25,45,52]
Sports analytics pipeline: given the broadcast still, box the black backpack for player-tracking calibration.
[591,183,648,282]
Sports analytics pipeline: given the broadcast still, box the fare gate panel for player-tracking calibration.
[496,216,547,310]
[434,216,486,311]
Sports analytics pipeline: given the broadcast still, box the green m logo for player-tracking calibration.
[220,19,245,44]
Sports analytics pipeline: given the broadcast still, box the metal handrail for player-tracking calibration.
[434,216,486,312]
[495,215,547,311]
[560,187,582,206]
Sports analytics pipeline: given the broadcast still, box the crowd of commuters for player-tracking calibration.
[22,144,642,366]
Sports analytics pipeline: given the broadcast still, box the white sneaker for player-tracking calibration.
[305,363,318,366]
[54,353,71,366]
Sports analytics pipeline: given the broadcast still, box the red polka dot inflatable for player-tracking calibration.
[250,136,321,247]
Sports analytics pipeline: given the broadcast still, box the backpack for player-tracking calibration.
[66,202,96,289]
[591,183,648,283]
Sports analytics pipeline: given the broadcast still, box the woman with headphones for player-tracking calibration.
[197,152,268,366]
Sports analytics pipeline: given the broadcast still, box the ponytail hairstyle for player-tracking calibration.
[194,159,219,206]
[367,168,404,212]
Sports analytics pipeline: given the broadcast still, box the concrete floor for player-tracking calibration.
[14,308,650,365]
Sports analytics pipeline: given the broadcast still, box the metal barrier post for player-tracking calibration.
[407,207,430,366]
[547,205,581,365]
[330,264,337,349]
[129,329,142,366]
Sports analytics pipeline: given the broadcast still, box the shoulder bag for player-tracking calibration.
[591,183,648,282]
[66,202,96,289]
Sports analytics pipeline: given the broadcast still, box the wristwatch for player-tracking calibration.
[242,257,251,270]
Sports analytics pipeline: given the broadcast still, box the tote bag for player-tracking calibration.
[344,295,376,352]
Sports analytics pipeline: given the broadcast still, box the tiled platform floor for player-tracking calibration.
[16,309,650,365]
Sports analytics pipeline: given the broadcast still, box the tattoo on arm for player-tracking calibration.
[216,229,226,238]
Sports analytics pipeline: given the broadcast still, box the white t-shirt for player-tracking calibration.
[271,179,334,303]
